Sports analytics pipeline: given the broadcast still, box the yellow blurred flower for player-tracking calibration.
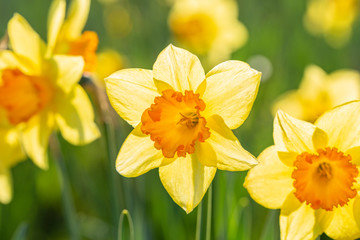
[105,45,261,213]
[0,14,100,169]
[48,0,98,73]
[273,65,360,122]
[93,49,126,88]
[304,0,359,47]
[245,103,360,240]
[168,0,248,66]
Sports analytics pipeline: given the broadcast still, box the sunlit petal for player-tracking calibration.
[153,44,205,92]
[315,101,360,152]
[244,146,293,209]
[116,125,173,177]
[105,69,159,127]
[201,60,261,129]
[207,115,257,170]
[159,154,216,213]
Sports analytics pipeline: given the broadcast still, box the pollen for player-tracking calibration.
[141,89,210,158]
[0,69,53,125]
[292,147,358,211]
[68,31,98,73]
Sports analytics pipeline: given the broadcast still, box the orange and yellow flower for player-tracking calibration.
[0,14,100,170]
[245,102,360,240]
[106,45,261,213]
[273,65,360,122]
[168,0,248,66]
[47,0,98,73]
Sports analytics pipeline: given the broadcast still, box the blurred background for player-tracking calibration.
[0,0,360,239]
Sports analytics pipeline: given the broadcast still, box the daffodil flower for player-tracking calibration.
[273,65,360,122]
[106,45,261,213]
[0,14,100,169]
[168,0,248,66]
[304,0,358,47]
[245,101,360,240]
[47,0,98,73]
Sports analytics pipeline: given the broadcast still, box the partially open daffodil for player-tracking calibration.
[168,0,248,67]
[0,13,100,170]
[304,0,359,47]
[273,65,360,122]
[48,0,98,73]
[245,101,360,240]
[106,45,261,213]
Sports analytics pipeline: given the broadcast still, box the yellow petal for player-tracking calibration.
[274,110,317,154]
[280,194,326,240]
[21,111,54,169]
[61,0,90,39]
[55,85,100,145]
[116,125,172,177]
[207,115,257,170]
[159,154,216,213]
[105,69,159,127]
[324,197,360,240]
[201,60,261,129]
[346,146,360,165]
[0,50,34,76]
[272,91,306,120]
[46,0,66,57]
[8,13,46,72]
[327,69,360,107]
[153,44,205,92]
[0,128,25,167]
[298,65,326,99]
[315,101,360,151]
[0,169,12,204]
[53,55,84,93]
[244,146,293,209]
[194,141,217,167]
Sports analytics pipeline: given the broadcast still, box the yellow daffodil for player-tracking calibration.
[48,0,98,73]
[168,0,248,67]
[0,13,100,169]
[304,0,359,47]
[93,49,126,88]
[245,102,360,240]
[106,45,261,213]
[273,65,360,122]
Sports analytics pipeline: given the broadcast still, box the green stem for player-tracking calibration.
[50,136,80,240]
[206,185,213,240]
[103,121,121,237]
[82,79,125,239]
[195,201,203,240]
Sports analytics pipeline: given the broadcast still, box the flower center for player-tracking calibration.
[67,31,98,73]
[169,13,218,54]
[141,89,210,158]
[0,69,53,125]
[292,147,358,211]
